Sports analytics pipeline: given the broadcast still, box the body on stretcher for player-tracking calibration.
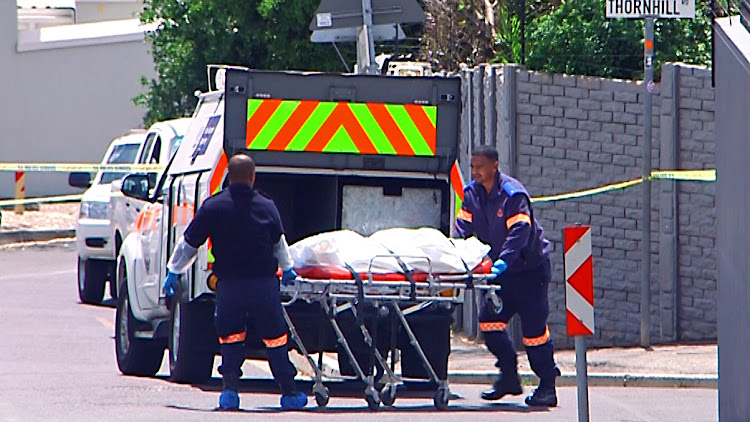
[277,253,502,410]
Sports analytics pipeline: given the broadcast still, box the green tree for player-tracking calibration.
[135,0,351,126]
[525,0,712,79]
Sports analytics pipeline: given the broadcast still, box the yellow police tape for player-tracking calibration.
[0,163,164,172]
[532,169,716,203]
[0,168,717,208]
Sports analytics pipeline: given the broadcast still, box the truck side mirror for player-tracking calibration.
[121,174,150,201]
[68,172,92,189]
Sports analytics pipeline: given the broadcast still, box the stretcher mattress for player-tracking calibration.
[289,228,492,281]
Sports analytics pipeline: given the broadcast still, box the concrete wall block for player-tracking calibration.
[517,103,540,115]
[532,135,555,147]
[541,105,565,117]
[557,117,579,129]
[614,91,639,102]
[519,114,531,124]
[680,76,704,88]
[625,102,644,114]
[602,123,626,134]
[567,129,591,140]
[578,140,603,152]
[555,157,578,169]
[564,108,588,119]
[544,147,567,159]
[702,100,715,112]
[693,88,715,101]
[602,101,626,113]
[543,126,566,138]
[590,110,614,122]
[681,97,703,110]
[602,143,625,154]
[518,92,531,103]
[566,87,589,99]
[577,77,602,89]
[516,71,530,82]
[554,96,578,108]
[556,137,579,149]
[530,72,553,84]
[519,124,543,136]
[590,90,614,101]
[613,154,636,166]
[578,99,602,110]
[530,94,554,106]
[578,120,602,132]
[553,73,578,87]
[542,84,565,96]
[613,112,638,124]
[519,144,543,155]
[518,81,542,94]
[602,205,626,218]
[532,115,555,126]
[590,152,614,163]
[566,149,589,161]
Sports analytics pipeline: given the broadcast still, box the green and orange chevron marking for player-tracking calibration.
[245,99,437,156]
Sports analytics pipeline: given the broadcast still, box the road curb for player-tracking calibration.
[447,370,717,389]
[0,229,75,246]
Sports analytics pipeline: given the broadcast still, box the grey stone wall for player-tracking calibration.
[458,63,716,349]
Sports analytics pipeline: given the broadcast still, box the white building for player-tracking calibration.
[1,0,156,198]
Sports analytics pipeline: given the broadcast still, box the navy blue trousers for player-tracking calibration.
[478,259,559,381]
[214,277,297,395]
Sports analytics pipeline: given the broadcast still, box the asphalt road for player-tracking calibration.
[0,242,718,421]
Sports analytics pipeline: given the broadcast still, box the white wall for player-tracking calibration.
[75,0,143,23]
[0,2,154,198]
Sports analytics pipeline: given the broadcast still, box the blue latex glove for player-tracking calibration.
[489,258,508,280]
[163,271,179,297]
[281,268,298,286]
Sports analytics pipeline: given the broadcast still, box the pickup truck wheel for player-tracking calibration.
[115,281,165,376]
[78,258,106,304]
[168,299,216,384]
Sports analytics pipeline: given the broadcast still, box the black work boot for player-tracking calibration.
[525,377,557,407]
[480,372,523,401]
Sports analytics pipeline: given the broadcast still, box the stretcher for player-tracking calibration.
[279,253,501,410]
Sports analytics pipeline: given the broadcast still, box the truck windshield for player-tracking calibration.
[100,143,141,184]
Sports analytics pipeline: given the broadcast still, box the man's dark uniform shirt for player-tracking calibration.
[183,184,283,279]
[454,172,549,272]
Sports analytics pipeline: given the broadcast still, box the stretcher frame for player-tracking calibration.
[280,254,500,410]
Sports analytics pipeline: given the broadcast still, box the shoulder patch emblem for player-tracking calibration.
[496,209,504,218]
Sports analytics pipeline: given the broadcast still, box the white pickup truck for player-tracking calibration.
[70,118,191,304]
[113,67,464,386]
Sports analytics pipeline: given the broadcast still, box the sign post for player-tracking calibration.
[564,225,595,422]
[606,0,694,349]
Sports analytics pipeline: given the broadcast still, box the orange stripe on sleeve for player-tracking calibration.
[457,208,473,222]
[506,213,531,229]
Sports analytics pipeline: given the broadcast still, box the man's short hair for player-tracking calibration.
[228,152,256,182]
[471,145,499,162]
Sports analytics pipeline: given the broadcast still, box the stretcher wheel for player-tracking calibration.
[433,387,450,410]
[314,388,330,408]
[365,388,381,410]
[379,384,397,407]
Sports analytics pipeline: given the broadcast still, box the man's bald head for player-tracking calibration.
[228,153,256,186]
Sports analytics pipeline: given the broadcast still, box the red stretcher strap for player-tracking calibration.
[278,257,492,281]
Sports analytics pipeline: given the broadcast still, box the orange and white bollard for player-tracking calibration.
[14,171,25,214]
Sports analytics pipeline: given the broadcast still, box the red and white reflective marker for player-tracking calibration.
[564,225,594,422]
[564,225,595,336]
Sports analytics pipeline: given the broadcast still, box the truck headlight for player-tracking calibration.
[79,201,109,220]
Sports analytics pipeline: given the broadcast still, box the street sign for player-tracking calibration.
[310,0,424,31]
[564,225,595,337]
[606,0,695,18]
[311,24,405,43]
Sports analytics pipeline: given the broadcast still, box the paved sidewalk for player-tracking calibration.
[448,336,717,388]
